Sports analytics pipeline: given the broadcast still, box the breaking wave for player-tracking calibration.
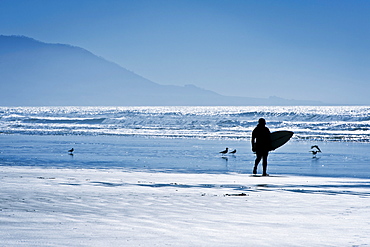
[1,106,369,142]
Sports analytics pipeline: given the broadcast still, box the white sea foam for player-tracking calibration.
[1,106,369,141]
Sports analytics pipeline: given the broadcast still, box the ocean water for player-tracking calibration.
[1,106,369,141]
[1,106,369,178]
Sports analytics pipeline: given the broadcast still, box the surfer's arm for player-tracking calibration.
[251,131,256,152]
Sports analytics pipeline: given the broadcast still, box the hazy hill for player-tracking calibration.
[0,35,322,106]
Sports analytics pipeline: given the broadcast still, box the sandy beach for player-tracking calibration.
[1,132,370,246]
[1,166,369,246]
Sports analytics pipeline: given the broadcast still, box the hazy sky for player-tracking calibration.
[1,0,369,104]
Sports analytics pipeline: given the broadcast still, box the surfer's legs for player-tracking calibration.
[262,152,268,176]
[253,153,262,174]
[254,151,268,175]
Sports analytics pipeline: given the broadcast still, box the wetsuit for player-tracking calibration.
[251,123,272,176]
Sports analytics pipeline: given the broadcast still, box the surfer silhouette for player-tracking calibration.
[251,118,272,176]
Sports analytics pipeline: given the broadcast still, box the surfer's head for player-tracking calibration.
[258,118,266,126]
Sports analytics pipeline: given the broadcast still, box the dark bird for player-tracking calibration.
[68,148,74,153]
[219,147,228,155]
[311,145,322,152]
[229,149,237,154]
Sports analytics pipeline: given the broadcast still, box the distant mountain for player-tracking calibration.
[0,35,323,106]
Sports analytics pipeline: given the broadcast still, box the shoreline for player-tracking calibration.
[1,133,370,245]
[1,134,369,178]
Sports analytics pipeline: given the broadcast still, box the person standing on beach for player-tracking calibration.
[251,118,272,176]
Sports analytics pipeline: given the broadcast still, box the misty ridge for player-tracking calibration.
[0,35,322,106]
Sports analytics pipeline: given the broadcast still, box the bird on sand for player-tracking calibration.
[219,148,228,155]
[229,149,237,154]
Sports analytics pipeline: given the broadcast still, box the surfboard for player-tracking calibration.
[270,131,294,150]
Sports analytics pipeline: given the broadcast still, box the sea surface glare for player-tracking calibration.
[1,106,369,177]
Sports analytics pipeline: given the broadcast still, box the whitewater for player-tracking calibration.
[1,106,370,246]
[1,106,370,141]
